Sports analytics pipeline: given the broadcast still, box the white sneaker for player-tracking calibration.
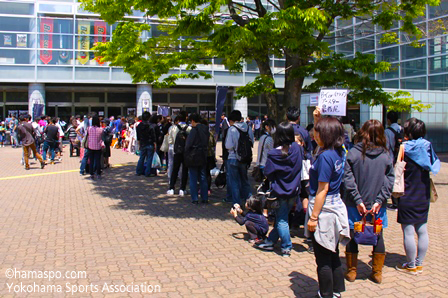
[167,189,174,195]
[179,190,185,197]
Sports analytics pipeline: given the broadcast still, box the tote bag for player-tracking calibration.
[392,144,406,198]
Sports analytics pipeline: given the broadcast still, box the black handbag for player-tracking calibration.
[215,164,226,188]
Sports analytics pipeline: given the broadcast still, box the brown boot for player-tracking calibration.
[345,252,358,282]
[371,252,386,284]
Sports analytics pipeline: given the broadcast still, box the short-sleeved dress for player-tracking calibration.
[397,155,430,225]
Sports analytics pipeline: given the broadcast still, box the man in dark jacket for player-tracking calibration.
[185,113,209,204]
[17,115,45,170]
[136,111,157,177]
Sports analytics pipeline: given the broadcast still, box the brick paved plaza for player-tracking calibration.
[0,143,447,297]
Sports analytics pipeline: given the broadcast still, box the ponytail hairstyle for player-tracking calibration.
[354,119,387,159]
[314,117,345,156]
[273,122,295,157]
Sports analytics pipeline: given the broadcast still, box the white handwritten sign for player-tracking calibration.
[318,89,348,116]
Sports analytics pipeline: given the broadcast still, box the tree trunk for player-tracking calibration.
[284,53,305,113]
[255,56,282,123]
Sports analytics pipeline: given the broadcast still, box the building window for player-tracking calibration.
[376,47,399,63]
[170,93,197,103]
[401,77,427,89]
[199,93,215,104]
[401,43,427,60]
[429,36,448,56]
[6,92,28,103]
[336,41,354,56]
[46,92,71,102]
[75,92,105,103]
[108,92,135,103]
[429,55,448,73]
[153,93,168,103]
[401,59,427,77]
[381,80,399,88]
[0,2,34,15]
[429,0,448,18]
[429,74,448,90]
[355,37,375,52]
[378,63,399,80]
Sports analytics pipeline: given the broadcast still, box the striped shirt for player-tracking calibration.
[87,126,103,150]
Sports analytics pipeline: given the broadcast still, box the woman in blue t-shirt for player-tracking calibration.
[306,109,350,298]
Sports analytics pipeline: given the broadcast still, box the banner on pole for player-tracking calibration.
[94,21,107,65]
[78,21,90,65]
[215,86,228,137]
[40,18,54,64]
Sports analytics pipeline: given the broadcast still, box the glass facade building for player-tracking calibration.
[0,0,447,151]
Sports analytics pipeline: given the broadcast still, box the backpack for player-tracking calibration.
[174,125,188,154]
[387,127,403,161]
[234,126,253,164]
[184,126,208,168]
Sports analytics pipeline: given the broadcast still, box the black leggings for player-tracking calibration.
[312,233,345,297]
[346,230,385,253]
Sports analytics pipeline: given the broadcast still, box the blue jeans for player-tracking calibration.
[136,144,155,177]
[42,141,57,161]
[189,166,208,202]
[80,148,90,174]
[89,149,102,176]
[227,159,252,205]
[267,197,294,251]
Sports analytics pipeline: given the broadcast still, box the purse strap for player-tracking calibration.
[362,213,377,227]
[396,144,405,163]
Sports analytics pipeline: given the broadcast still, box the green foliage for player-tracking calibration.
[81,0,437,114]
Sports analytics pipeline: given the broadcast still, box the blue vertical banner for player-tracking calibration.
[215,86,228,137]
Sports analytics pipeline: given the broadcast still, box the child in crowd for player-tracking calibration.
[0,122,6,147]
[230,196,269,244]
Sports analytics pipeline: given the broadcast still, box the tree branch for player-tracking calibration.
[227,0,249,26]
[254,0,267,17]
[267,0,281,12]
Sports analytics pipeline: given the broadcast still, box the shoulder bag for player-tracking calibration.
[392,144,406,198]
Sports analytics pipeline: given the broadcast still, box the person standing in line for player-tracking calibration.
[136,111,157,177]
[306,108,350,298]
[219,113,230,141]
[86,116,104,180]
[101,119,113,169]
[167,112,191,196]
[10,115,19,148]
[16,115,45,170]
[385,111,403,211]
[43,118,60,165]
[201,119,216,195]
[253,116,261,140]
[185,113,209,204]
[395,118,440,275]
[0,121,6,147]
[225,110,254,205]
[343,120,394,284]
[167,116,179,179]
[255,122,303,257]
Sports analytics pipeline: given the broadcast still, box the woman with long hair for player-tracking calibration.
[343,120,394,284]
[255,122,303,257]
[306,109,350,298]
[395,118,440,275]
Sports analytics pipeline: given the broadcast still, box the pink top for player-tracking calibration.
[87,126,103,150]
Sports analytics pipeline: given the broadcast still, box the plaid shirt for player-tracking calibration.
[87,126,103,150]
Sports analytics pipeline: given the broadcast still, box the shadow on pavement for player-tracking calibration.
[383,252,407,269]
[289,271,319,297]
[89,164,236,221]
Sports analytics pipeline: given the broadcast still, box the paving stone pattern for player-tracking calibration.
[0,144,447,297]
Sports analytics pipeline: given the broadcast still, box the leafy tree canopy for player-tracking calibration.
[82,0,436,120]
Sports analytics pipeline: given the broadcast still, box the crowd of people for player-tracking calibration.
[1,105,441,298]
[224,107,440,298]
